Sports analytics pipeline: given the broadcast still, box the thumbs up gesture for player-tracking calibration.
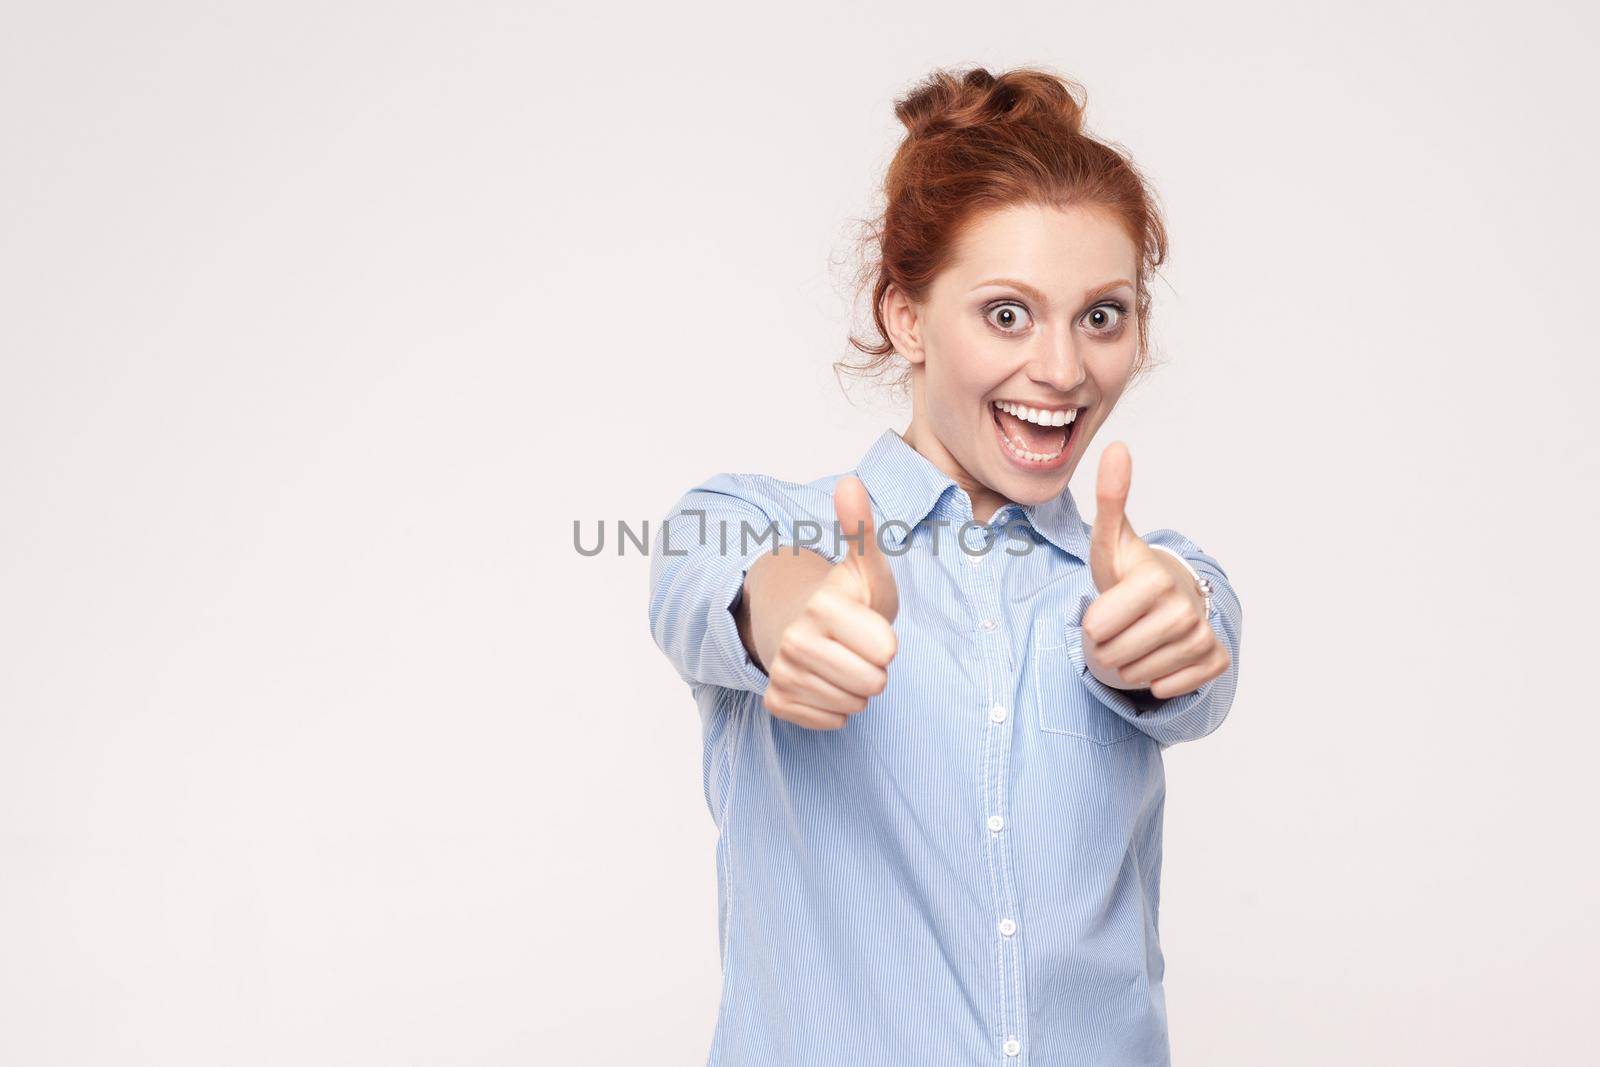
[756,475,899,731]
[824,474,900,625]
[1082,442,1229,700]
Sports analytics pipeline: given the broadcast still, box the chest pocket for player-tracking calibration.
[1029,616,1139,746]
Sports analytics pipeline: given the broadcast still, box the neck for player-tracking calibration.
[899,418,1011,526]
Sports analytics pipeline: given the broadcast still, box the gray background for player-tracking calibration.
[2,1,1596,1063]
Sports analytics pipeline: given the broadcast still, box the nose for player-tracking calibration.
[1027,328,1087,395]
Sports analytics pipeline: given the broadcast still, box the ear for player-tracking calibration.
[881,283,927,366]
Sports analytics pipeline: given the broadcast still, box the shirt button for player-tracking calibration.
[1004,1037,1021,1056]
[986,814,1004,832]
[988,705,1007,724]
[999,918,1017,937]
[979,617,997,631]
[965,550,984,565]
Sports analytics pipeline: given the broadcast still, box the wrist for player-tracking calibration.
[1148,543,1212,616]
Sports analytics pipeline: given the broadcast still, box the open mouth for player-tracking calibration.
[990,399,1081,467]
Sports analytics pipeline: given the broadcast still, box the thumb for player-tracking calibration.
[832,474,898,622]
[1089,441,1145,592]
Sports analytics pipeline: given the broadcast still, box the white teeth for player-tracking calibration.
[1001,434,1061,462]
[991,399,1075,462]
[993,399,1078,426]
[997,427,1064,462]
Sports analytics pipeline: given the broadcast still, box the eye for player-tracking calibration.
[984,300,1033,334]
[1082,301,1129,335]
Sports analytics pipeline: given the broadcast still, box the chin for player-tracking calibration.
[1003,474,1070,506]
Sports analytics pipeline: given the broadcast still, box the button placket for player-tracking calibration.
[960,516,1029,1065]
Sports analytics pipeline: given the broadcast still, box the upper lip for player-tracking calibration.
[992,398,1084,413]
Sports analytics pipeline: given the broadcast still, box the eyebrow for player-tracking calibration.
[973,277,1135,306]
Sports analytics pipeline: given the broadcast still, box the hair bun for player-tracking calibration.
[894,66,1086,140]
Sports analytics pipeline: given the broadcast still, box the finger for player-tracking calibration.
[1146,646,1229,700]
[811,588,899,668]
[762,692,849,731]
[834,474,897,620]
[773,651,878,714]
[1091,443,1130,560]
[1110,612,1214,684]
[1093,588,1205,670]
[834,474,883,568]
[1082,557,1177,644]
[1090,442,1135,591]
[781,630,889,703]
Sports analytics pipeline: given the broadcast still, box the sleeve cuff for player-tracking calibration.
[1062,602,1226,743]
[709,538,829,695]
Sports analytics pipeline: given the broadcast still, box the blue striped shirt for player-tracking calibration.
[647,427,1243,1066]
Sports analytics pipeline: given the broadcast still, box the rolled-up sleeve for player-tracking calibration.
[647,472,837,694]
[1064,530,1243,749]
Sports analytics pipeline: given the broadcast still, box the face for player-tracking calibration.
[884,201,1142,524]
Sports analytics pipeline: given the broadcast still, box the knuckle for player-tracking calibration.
[1166,614,1192,643]
[842,632,872,664]
[774,627,798,659]
[869,637,894,669]
[808,708,844,729]
[785,631,818,664]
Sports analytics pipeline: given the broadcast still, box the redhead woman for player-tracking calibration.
[647,66,1242,1066]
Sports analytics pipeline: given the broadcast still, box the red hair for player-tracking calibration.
[839,66,1170,399]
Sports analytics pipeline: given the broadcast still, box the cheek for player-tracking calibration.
[1085,344,1138,398]
[928,341,994,399]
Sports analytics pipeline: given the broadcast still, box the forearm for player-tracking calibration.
[647,475,823,693]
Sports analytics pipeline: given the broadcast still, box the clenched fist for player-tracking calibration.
[751,475,900,730]
[1083,442,1230,700]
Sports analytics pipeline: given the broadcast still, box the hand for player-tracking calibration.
[1082,442,1230,700]
[760,475,899,730]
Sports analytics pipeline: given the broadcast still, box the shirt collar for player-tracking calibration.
[853,427,1092,563]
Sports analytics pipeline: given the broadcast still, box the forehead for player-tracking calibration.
[939,202,1138,294]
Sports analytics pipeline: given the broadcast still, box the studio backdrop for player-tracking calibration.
[1,1,1595,1064]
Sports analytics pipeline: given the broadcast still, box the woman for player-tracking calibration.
[647,65,1242,1066]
